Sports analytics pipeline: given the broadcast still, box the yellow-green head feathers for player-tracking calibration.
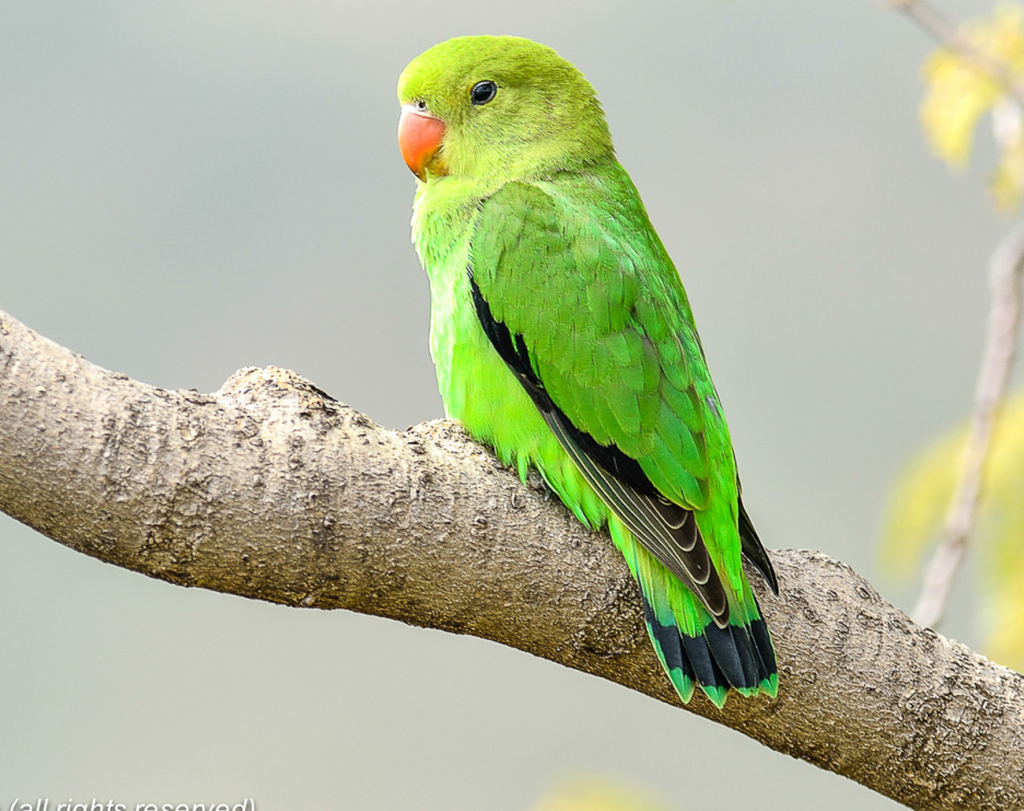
[397,36,614,187]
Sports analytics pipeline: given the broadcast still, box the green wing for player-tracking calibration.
[468,170,754,626]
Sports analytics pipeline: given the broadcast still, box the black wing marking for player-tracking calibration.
[738,491,778,594]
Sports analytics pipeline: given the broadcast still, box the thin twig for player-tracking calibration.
[912,221,1024,627]
[889,0,1024,109]
[890,0,1024,627]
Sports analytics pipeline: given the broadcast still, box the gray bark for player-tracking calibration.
[1,305,1022,810]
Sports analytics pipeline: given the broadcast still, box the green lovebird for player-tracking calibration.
[397,35,778,707]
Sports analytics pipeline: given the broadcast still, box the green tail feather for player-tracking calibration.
[613,521,778,708]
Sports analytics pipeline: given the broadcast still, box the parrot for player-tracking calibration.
[396,35,778,708]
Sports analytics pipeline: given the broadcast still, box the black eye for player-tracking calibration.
[470,80,497,106]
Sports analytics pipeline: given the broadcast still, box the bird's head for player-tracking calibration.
[397,36,614,188]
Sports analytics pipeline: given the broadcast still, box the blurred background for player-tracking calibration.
[0,0,1007,808]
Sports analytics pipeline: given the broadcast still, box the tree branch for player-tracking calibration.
[1,305,1023,811]
[912,221,1024,627]
[890,1,1024,631]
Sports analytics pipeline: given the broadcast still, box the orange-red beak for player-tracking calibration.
[398,104,446,181]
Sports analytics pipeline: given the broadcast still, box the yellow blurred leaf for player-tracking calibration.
[881,424,963,575]
[882,388,1024,670]
[921,49,999,166]
[983,559,1024,665]
[920,4,1024,209]
[529,775,672,811]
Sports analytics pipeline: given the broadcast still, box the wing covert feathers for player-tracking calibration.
[467,175,778,705]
